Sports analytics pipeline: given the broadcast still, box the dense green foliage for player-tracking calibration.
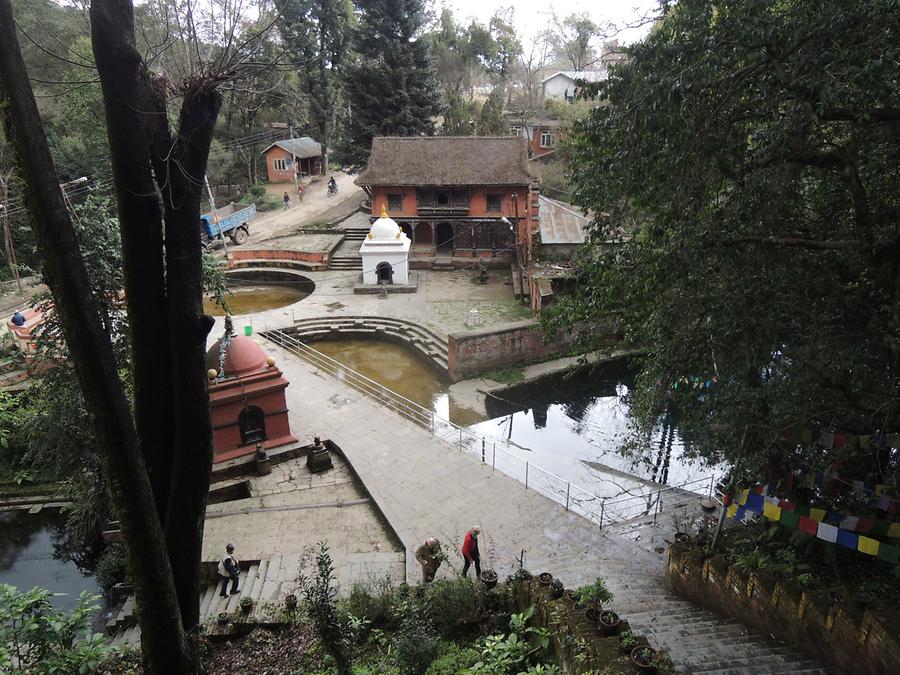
[338,0,441,168]
[548,0,900,478]
[0,584,114,672]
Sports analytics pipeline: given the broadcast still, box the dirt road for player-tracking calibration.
[251,172,363,242]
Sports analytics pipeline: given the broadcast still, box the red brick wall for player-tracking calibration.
[446,320,583,381]
[371,186,528,220]
[265,147,296,183]
[229,248,329,265]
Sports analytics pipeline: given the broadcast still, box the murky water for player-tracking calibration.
[307,339,718,494]
[0,509,107,626]
[203,284,312,316]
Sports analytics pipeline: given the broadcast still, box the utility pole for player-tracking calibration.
[709,425,748,553]
[204,174,228,255]
[288,125,299,196]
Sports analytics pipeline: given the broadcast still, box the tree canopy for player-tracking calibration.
[547,0,900,479]
[339,0,441,168]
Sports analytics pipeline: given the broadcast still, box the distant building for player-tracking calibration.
[526,196,588,311]
[508,116,562,158]
[355,137,538,267]
[541,70,607,102]
[262,137,322,182]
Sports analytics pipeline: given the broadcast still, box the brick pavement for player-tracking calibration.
[263,339,829,674]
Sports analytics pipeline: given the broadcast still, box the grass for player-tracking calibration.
[482,367,525,385]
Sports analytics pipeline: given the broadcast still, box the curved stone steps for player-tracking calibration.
[229,258,326,272]
[285,316,449,374]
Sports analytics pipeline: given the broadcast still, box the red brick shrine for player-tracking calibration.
[205,335,297,463]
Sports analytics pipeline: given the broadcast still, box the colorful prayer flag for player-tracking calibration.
[763,501,782,521]
[809,508,826,522]
[858,536,880,556]
[780,511,801,530]
[798,516,818,536]
[841,516,859,531]
[887,522,900,539]
[746,494,764,513]
[836,529,859,550]
[855,517,875,534]
[877,543,900,565]
[816,523,838,544]
[726,504,738,518]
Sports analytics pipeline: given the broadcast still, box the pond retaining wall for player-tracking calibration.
[665,543,900,675]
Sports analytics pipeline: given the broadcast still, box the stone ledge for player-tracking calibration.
[665,543,900,674]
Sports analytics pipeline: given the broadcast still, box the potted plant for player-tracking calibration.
[538,572,553,586]
[575,577,614,608]
[618,630,638,654]
[584,606,601,623]
[479,569,498,590]
[674,532,691,544]
[598,609,620,636]
[217,612,229,626]
[284,593,298,610]
[631,646,658,673]
[550,578,564,599]
[240,596,253,613]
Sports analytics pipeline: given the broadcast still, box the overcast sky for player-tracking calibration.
[433,0,661,44]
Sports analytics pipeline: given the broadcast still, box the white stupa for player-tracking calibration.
[360,204,411,285]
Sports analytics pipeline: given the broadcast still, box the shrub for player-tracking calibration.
[424,643,481,675]
[394,604,441,674]
[299,542,353,675]
[247,184,266,198]
[421,578,478,636]
[575,578,614,607]
[344,576,396,628]
[0,584,113,672]
[95,542,129,595]
[734,547,774,574]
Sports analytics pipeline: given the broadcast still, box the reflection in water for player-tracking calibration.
[203,283,312,316]
[307,339,716,489]
[0,510,104,617]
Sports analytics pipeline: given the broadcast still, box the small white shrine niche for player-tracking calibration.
[360,205,411,285]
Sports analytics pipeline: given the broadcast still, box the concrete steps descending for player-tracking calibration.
[341,227,369,242]
[328,255,363,271]
[282,316,448,374]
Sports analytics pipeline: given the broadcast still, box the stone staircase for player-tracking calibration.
[328,254,363,271]
[545,544,828,674]
[111,557,289,647]
[282,316,449,374]
[341,227,369,242]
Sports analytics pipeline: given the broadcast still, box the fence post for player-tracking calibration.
[525,462,529,490]
[565,483,571,511]
[654,495,661,523]
[458,428,462,451]
[430,413,434,435]
[481,439,485,463]
[599,500,605,529]
[291,308,295,324]
[492,444,496,470]
[708,475,714,498]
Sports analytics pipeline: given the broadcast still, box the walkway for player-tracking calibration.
[266,340,828,674]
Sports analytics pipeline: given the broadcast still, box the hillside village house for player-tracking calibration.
[509,116,562,158]
[355,137,539,270]
[262,137,322,182]
[541,70,607,102]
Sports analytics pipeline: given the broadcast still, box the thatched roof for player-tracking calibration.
[355,137,533,187]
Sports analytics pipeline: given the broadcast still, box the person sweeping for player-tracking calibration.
[415,537,443,583]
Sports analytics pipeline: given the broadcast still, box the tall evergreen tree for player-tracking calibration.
[277,0,353,174]
[340,0,441,169]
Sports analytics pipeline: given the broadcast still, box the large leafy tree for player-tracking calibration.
[546,0,900,478]
[277,0,353,173]
[339,0,441,169]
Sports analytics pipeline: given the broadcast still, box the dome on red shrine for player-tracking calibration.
[205,335,268,378]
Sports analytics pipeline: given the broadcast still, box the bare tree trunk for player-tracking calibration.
[90,0,175,525]
[0,1,195,672]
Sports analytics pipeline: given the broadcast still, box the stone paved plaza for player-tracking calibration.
[259,339,828,674]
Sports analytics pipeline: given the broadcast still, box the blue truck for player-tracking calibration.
[200,202,257,246]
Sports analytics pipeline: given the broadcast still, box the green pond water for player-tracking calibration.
[203,284,311,316]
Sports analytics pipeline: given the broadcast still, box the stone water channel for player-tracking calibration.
[311,339,720,503]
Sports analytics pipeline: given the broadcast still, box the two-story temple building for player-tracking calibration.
[355,137,539,265]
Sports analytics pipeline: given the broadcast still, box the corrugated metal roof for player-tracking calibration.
[537,196,587,244]
[262,137,321,159]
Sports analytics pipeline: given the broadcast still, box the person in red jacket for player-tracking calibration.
[461,526,482,578]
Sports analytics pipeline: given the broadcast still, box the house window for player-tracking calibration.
[486,194,502,212]
[387,194,403,212]
[540,131,556,148]
[273,158,287,171]
[510,125,525,137]
[238,406,266,445]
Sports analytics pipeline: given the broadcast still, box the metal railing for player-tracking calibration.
[263,326,715,529]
